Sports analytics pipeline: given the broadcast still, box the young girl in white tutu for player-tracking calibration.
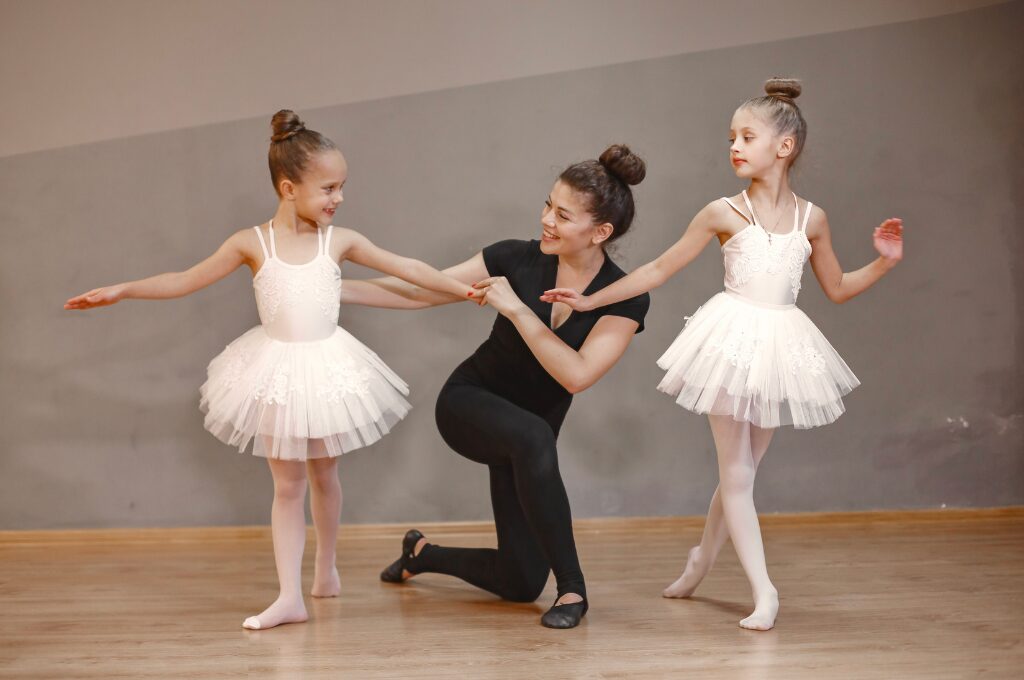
[65,110,481,630]
[542,78,904,630]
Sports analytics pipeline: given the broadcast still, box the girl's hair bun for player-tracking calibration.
[271,109,306,143]
[599,144,646,186]
[266,110,337,194]
[764,77,802,100]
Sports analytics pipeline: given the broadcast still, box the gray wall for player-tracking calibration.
[1,2,1021,529]
[0,0,1002,157]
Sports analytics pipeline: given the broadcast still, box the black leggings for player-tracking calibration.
[408,378,585,602]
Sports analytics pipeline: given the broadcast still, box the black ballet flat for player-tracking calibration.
[379,529,425,583]
[540,596,589,629]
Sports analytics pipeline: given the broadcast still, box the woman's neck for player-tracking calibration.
[558,245,606,277]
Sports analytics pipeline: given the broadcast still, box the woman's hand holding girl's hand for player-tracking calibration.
[539,288,593,312]
[64,283,128,310]
[465,286,487,305]
[472,277,526,315]
[874,218,904,264]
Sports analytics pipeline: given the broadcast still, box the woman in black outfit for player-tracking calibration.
[342,145,650,628]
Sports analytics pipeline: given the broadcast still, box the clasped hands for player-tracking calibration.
[469,277,528,316]
[471,277,593,317]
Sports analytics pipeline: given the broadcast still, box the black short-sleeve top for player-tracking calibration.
[454,239,650,421]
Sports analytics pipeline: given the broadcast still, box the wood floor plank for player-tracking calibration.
[1,511,1021,678]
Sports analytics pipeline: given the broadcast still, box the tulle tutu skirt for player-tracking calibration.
[656,292,859,429]
[200,326,411,460]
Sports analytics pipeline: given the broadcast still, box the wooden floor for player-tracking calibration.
[1,510,1022,679]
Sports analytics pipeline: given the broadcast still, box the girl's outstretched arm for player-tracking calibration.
[541,200,721,312]
[806,207,903,304]
[340,253,489,310]
[64,229,253,310]
[335,229,483,303]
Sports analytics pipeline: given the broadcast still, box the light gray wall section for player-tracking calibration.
[1,2,1021,529]
[0,0,1006,157]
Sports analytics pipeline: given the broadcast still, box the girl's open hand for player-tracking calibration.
[873,218,903,262]
[472,277,526,316]
[64,284,126,310]
[540,288,593,312]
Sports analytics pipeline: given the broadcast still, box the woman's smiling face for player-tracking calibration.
[539,180,611,256]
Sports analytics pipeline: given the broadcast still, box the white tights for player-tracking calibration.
[243,439,342,630]
[663,414,780,630]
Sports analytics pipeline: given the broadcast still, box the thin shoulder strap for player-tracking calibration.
[722,197,753,225]
[800,200,815,233]
[323,225,334,254]
[740,190,760,226]
[253,225,270,259]
[316,226,324,256]
[267,220,278,258]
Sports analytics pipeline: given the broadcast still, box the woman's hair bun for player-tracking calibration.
[270,109,306,143]
[764,77,802,100]
[599,144,646,186]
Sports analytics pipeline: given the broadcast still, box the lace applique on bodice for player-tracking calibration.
[252,222,341,342]
[721,191,813,306]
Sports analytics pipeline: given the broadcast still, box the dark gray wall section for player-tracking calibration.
[1,2,1021,529]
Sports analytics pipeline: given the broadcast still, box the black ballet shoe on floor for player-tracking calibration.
[379,529,425,583]
[540,596,589,629]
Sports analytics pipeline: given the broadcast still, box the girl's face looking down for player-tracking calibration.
[729,108,795,179]
[280,149,347,227]
[540,180,613,257]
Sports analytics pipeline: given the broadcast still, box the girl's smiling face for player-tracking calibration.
[539,180,612,256]
[282,149,347,226]
[729,108,794,179]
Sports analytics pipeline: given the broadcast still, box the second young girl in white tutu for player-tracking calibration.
[543,78,904,630]
[66,110,481,630]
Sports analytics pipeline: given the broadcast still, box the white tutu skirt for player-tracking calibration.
[200,326,411,460]
[656,292,859,429]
